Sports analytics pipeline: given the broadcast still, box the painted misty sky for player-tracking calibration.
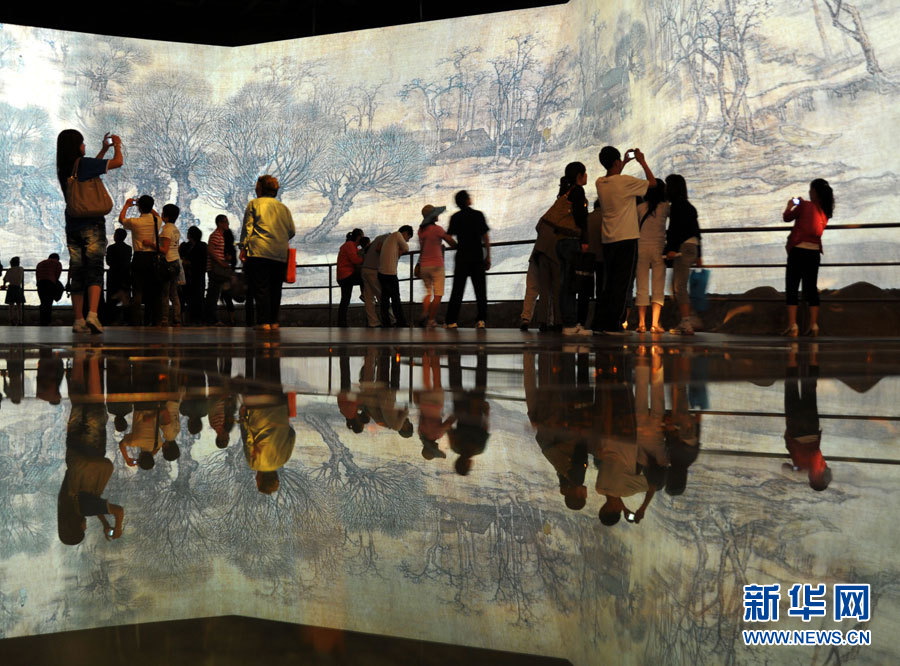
[0,0,899,302]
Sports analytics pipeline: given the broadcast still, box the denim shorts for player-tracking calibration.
[66,223,107,293]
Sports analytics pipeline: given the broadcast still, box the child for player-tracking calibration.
[3,256,26,325]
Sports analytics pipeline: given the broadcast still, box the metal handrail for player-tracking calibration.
[13,223,900,306]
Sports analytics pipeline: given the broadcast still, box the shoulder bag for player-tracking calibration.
[539,188,580,238]
[152,217,176,284]
[65,158,113,217]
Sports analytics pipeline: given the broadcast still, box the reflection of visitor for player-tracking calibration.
[357,347,414,437]
[58,351,124,544]
[783,343,829,490]
[663,349,701,496]
[592,351,658,525]
[36,348,64,405]
[447,350,490,475]
[240,399,295,495]
[119,406,171,470]
[338,349,369,433]
[240,350,295,493]
[2,347,25,404]
[415,350,454,459]
[525,351,588,509]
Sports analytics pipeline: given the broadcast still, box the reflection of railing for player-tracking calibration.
[18,222,900,323]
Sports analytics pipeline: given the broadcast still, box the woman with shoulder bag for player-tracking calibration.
[56,130,123,334]
[158,204,183,327]
[545,162,591,337]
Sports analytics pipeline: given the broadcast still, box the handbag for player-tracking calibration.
[689,268,710,312]
[571,251,595,293]
[540,188,580,237]
[65,158,113,217]
[151,216,171,284]
[285,248,297,283]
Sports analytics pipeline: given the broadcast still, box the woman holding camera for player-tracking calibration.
[56,130,124,334]
[782,179,834,337]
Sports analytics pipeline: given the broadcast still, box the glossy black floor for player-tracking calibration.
[0,327,898,665]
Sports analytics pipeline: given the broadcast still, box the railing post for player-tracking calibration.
[327,264,333,327]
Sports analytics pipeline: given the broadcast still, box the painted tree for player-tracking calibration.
[305,412,427,573]
[204,82,336,220]
[487,35,537,162]
[439,46,486,141]
[398,78,452,153]
[128,72,220,226]
[68,36,149,104]
[348,83,384,131]
[821,0,895,90]
[305,126,426,242]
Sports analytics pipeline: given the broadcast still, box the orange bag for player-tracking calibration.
[285,248,296,283]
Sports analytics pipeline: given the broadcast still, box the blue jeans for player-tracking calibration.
[555,238,580,327]
[66,223,107,293]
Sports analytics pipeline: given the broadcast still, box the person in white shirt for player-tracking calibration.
[119,194,162,326]
[634,182,669,333]
[591,146,656,334]
[376,225,413,327]
[157,203,182,326]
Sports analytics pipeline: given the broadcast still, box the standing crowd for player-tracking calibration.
[0,131,832,335]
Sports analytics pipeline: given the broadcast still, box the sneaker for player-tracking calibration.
[72,319,89,334]
[444,322,458,329]
[85,313,104,335]
[575,324,593,337]
[671,320,695,336]
[561,326,579,336]
[519,320,530,332]
[476,320,486,329]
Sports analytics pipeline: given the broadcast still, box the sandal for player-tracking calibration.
[650,325,665,334]
[804,324,819,337]
[635,325,647,333]
[782,324,799,338]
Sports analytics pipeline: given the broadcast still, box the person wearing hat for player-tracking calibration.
[417,204,457,328]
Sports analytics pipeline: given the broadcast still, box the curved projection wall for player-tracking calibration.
[1,0,898,300]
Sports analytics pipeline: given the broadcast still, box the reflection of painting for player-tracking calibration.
[0,0,898,300]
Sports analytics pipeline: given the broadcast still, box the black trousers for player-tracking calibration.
[785,365,819,436]
[37,280,55,326]
[785,247,821,306]
[445,260,487,324]
[130,253,161,326]
[205,274,226,324]
[592,239,637,331]
[378,273,407,327]
[245,258,286,325]
[338,273,363,327]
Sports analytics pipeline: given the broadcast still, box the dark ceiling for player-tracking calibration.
[0,0,569,47]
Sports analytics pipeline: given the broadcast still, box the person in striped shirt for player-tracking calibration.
[204,215,231,325]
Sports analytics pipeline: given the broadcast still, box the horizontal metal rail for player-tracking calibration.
[11,223,900,307]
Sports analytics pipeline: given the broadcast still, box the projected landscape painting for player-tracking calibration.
[0,0,898,300]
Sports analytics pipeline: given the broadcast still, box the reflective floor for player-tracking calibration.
[0,328,899,665]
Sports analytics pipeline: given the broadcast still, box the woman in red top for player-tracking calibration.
[782,178,834,337]
[337,228,364,327]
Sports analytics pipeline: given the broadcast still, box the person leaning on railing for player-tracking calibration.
[36,253,63,326]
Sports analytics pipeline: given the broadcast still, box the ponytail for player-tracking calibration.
[558,161,586,197]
